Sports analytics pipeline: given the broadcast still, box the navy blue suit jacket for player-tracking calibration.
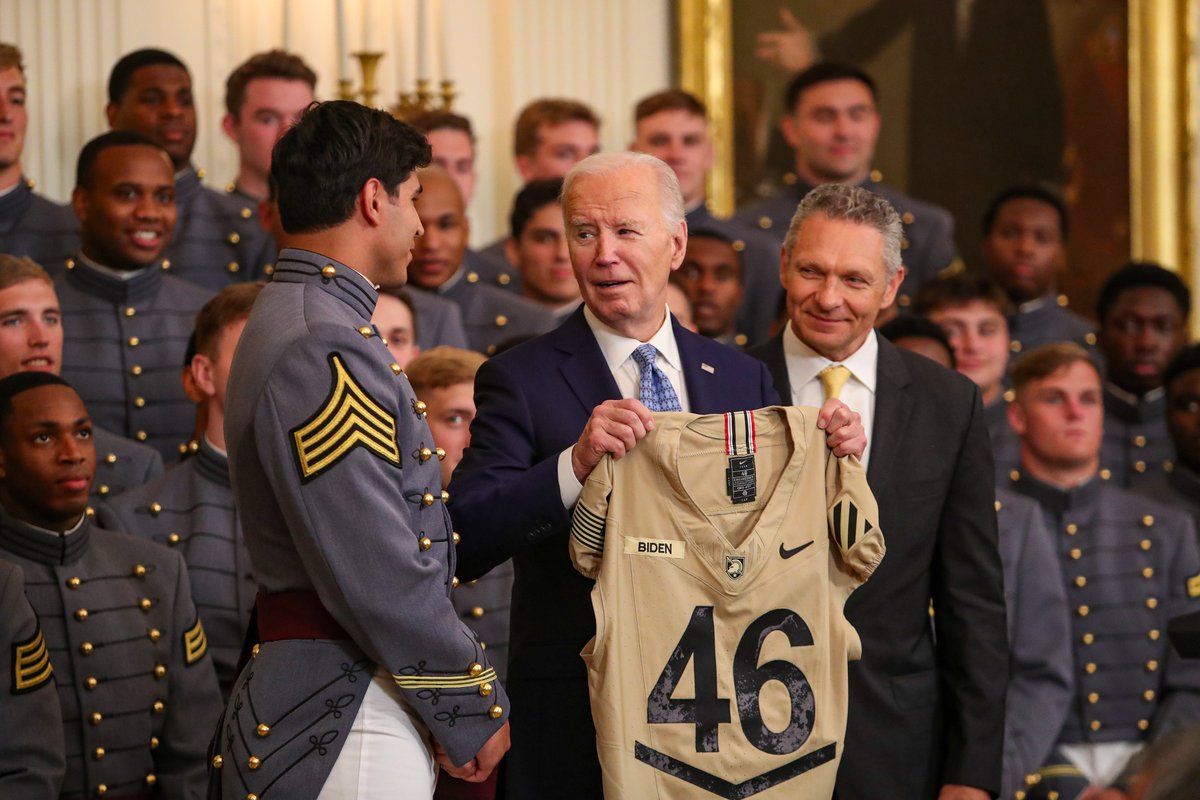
[450,307,778,798]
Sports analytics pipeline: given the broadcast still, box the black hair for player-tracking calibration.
[1096,261,1191,324]
[879,316,956,369]
[0,372,71,438]
[784,62,878,114]
[75,130,167,190]
[271,101,432,234]
[685,227,744,283]
[1164,344,1200,398]
[509,178,564,239]
[982,184,1068,238]
[108,48,189,105]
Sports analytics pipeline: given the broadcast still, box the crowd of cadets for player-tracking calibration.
[0,37,1198,800]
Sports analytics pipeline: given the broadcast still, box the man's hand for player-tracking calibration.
[817,398,866,458]
[434,721,511,783]
[755,7,815,73]
[937,786,990,800]
[572,399,655,483]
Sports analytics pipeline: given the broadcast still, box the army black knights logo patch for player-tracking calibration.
[292,353,402,482]
[12,624,53,694]
[725,555,746,581]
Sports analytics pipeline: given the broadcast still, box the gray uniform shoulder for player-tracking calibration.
[91,426,164,503]
[168,170,274,289]
[405,283,470,350]
[445,281,557,355]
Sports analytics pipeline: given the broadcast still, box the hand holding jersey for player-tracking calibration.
[569,406,883,798]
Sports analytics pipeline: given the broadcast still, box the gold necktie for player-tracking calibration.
[818,365,852,400]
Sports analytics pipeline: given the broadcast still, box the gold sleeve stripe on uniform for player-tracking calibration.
[12,625,53,694]
[183,616,208,665]
[1188,573,1200,599]
[571,504,606,552]
[394,666,497,690]
[292,353,401,481]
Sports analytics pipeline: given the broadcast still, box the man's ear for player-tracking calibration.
[221,113,239,144]
[515,155,534,183]
[71,187,88,225]
[1007,400,1027,437]
[190,354,217,400]
[105,102,119,128]
[359,178,386,227]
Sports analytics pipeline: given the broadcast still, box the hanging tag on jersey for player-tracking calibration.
[723,410,757,504]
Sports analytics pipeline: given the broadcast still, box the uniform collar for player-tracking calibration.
[194,437,231,488]
[1011,471,1103,515]
[0,175,34,228]
[270,248,379,321]
[175,164,203,205]
[583,304,682,376]
[0,504,91,565]
[1104,382,1166,422]
[65,251,165,305]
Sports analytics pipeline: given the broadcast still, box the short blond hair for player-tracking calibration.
[1011,342,1099,396]
[0,255,52,292]
[406,347,486,395]
[0,43,24,75]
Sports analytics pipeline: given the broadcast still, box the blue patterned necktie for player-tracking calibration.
[632,343,682,412]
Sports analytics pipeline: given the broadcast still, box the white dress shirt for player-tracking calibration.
[557,305,690,508]
[783,324,878,469]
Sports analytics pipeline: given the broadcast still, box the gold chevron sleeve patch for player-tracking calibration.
[12,625,53,694]
[183,616,208,665]
[394,665,498,691]
[291,353,401,481]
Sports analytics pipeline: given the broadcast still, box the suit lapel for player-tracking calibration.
[755,333,791,405]
[868,337,913,487]
[556,308,621,415]
[674,318,723,413]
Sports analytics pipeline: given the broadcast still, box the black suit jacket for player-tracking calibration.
[451,307,779,798]
[749,333,1008,799]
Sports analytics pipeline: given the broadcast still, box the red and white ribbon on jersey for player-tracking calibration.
[723,410,757,457]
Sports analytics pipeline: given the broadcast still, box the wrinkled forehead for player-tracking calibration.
[564,168,661,221]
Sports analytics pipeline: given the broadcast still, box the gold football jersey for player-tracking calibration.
[570,406,884,799]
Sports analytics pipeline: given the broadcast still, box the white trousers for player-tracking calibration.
[317,666,438,799]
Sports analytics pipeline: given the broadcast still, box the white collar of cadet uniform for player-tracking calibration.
[782,323,879,395]
[1105,381,1165,407]
[435,265,467,294]
[22,512,88,540]
[77,249,146,282]
[1017,293,1057,315]
[203,435,229,459]
[584,303,683,377]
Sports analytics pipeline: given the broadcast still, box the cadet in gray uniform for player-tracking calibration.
[0,372,220,800]
[57,132,213,461]
[915,275,1022,484]
[0,43,80,273]
[0,555,65,797]
[1138,345,1200,529]
[99,283,262,697]
[212,101,509,799]
[981,185,1098,359]
[409,167,555,355]
[1005,344,1200,798]
[1095,263,1190,488]
[0,254,165,508]
[106,49,273,290]
[504,178,580,322]
[631,89,781,345]
[733,64,959,311]
[993,487,1074,799]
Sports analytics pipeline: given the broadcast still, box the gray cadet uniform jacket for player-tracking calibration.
[430,274,556,355]
[734,175,958,311]
[986,397,1021,485]
[1100,385,1173,488]
[687,203,782,347]
[0,176,80,272]
[452,559,514,683]
[92,426,165,507]
[0,507,221,800]
[994,487,1073,799]
[212,249,509,798]
[404,284,470,351]
[166,167,274,291]
[0,555,66,798]
[98,438,251,697]
[1009,473,1200,748]
[1008,294,1098,358]
[56,257,212,460]
[1137,467,1200,533]
[473,240,520,291]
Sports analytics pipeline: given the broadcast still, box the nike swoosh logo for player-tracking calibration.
[779,540,814,559]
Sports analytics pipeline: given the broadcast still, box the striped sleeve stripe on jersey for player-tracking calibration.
[572,504,607,551]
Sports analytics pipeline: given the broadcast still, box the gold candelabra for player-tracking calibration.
[339,51,385,107]
[392,79,456,118]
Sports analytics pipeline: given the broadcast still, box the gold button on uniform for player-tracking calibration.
[149,736,159,749]
[94,747,105,760]
[1146,660,1159,672]
[145,774,156,787]
[1143,516,1155,527]
[1134,435,1147,447]
[127,336,140,347]
[140,597,153,610]
[1082,633,1094,645]
[154,664,167,678]
[495,315,508,327]
[451,576,460,588]
[321,264,336,279]
[422,493,435,507]
[167,532,180,544]
[466,272,479,283]
[758,216,772,230]
[441,490,450,503]
[1066,523,1078,535]
[452,531,461,544]
[358,326,374,338]
[419,447,433,462]
[1090,720,1101,731]
[67,577,81,588]
[98,485,110,496]
[160,259,170,270]
[1010,340,1022,353]
[130,365,143,376]
[1009,470,1021,482]
[248,756,261,770]
[901,212,915,225]
[97,784,107,795]
[1144,690,1156,701]
[150,502,162,515]
[134,397,146,408]
[1088,692,1099,704]
[1146,598,1158,609]
[227,262,240,273]
[257,723,270,737]
[133,564,146,577]
[1148,629,1160,640]
[436,447,446,461]
[228,232,241,245]
[489,704,504,719]
[413,400,427,417]
[85,676,98,689]
[1069,548,1082,560]
[1099,469,1112,481]
[479,681,493,696]
[212,754,224,768]
[471,606,485,619]
[468,662,484,677]
[1140,539,1152,551]
[75,608,88,621]
[1135,460,1146,473]
[390,363,403,375]
[1142,567,1154,579]
[125,306,136,317]
[419,537,432,551]
[1074,576,1087,588]
[148,628,161,641]
[136,431,148,441]
[241,207,253,219]
[105,453,118,464]
[153,700,165,713]
[1085,332,1097,346]
[1137,719,1150,731]
[91,712,102,725]
[498,273,512,285]
[1078,605,1089,617]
